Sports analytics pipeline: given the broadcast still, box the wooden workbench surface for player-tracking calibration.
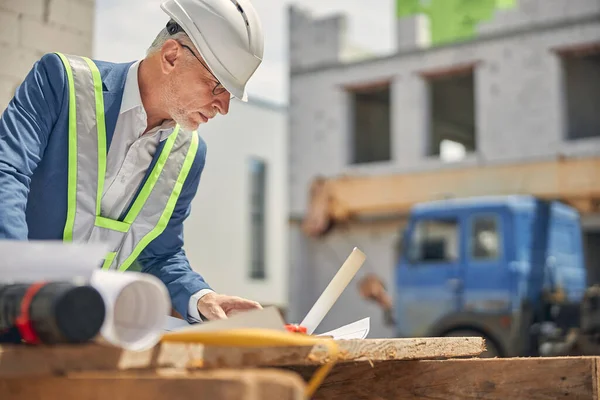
[0,369,306,400]
[0,337,484,377]
[293,356,600,399]
[3,337,599,399]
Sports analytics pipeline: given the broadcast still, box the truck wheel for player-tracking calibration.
[444,330,501,358]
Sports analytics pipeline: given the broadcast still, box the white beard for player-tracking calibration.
[161,83,199,132]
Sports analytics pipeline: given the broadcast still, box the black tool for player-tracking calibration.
[0,282,106,345]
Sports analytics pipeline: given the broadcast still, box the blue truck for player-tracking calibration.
[394,195,599,357]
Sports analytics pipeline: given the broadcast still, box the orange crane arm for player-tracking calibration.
[302,156,600,237]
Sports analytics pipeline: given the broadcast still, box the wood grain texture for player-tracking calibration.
[201,336,484,368]
[0,337,484,376]
[291,357,600,400]
[0,369,305,400]
[0,342,206,377]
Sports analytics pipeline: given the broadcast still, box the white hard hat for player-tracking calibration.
[160,0,264,101]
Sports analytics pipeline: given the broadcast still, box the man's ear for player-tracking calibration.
[160,39,180,74]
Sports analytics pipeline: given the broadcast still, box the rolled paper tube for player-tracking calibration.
[300,248,366,334]
[90,270,171,351]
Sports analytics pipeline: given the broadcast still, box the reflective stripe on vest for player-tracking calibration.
[56,52,199,271]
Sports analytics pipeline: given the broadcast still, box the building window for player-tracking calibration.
[470,215,501,261]
[426,67,476,161]
[408,218,459,264]
[249,157,267,280]
[349,83,391,164]
[560,47,600,140]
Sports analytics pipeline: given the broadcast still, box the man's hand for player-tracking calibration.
[197,292,262,320]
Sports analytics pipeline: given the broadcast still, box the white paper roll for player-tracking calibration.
[90,270,171,351]
[300,247,367,334]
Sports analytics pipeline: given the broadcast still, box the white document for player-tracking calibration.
[317,317,370,340]
[165,308,370,340]
[91,269,171,351]
[164,315,193,332]
[0,240,108,283]
[166,306,287,333]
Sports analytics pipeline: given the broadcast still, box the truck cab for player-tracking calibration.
[394,195,587,357]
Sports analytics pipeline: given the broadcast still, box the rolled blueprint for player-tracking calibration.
[90,269,171,351]
[300,247,367,334]
[0,240,108,283]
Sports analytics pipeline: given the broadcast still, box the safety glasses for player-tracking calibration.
[179,44,228,97]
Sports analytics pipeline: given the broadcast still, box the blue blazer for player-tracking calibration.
[0,53,212,319]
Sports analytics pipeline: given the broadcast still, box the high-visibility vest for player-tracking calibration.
[55,53,199,271]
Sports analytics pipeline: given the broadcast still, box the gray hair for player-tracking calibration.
[146,21,194,56]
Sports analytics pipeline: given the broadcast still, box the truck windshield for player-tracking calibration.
[408,218,459,264]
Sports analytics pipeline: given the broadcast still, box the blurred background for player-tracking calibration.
[1,0,599,358]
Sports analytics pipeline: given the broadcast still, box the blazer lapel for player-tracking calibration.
[97,60,135,152]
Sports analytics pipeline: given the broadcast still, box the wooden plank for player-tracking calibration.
[327,157,600,217]
[0,337,484,376]
[291,357,600,400]
[201,336,484,368]
[0,369,305,400]
[565,198,599,214]
[0,342,203,377]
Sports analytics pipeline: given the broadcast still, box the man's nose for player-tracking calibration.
[213,92,230,115]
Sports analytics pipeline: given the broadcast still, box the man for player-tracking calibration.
[0,0,265,322]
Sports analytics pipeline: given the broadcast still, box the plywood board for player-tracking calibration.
[200,336,484,368]
[292,357,600,399]
[0,369,304,400]
[0,337,484,376]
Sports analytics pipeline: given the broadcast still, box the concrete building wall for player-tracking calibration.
[288,0,600,337]
[184,99,289,308]
[289,1,600,216]
[287,223,317,323]
[478,0,600,36]
[289,6,346,71]
[0,0,95,111]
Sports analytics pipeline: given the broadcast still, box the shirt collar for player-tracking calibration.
[120,60,143,114]
[120,60,176,141]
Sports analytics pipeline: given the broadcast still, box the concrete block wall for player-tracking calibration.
[289,6,346,71]
[478,0,600,36]
[396,15,431,52]
[0,0,95,111]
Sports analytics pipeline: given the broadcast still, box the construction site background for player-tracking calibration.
[287,0,600,339]
[0,0,599,348]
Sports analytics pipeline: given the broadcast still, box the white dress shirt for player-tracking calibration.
[101,60,211,322]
